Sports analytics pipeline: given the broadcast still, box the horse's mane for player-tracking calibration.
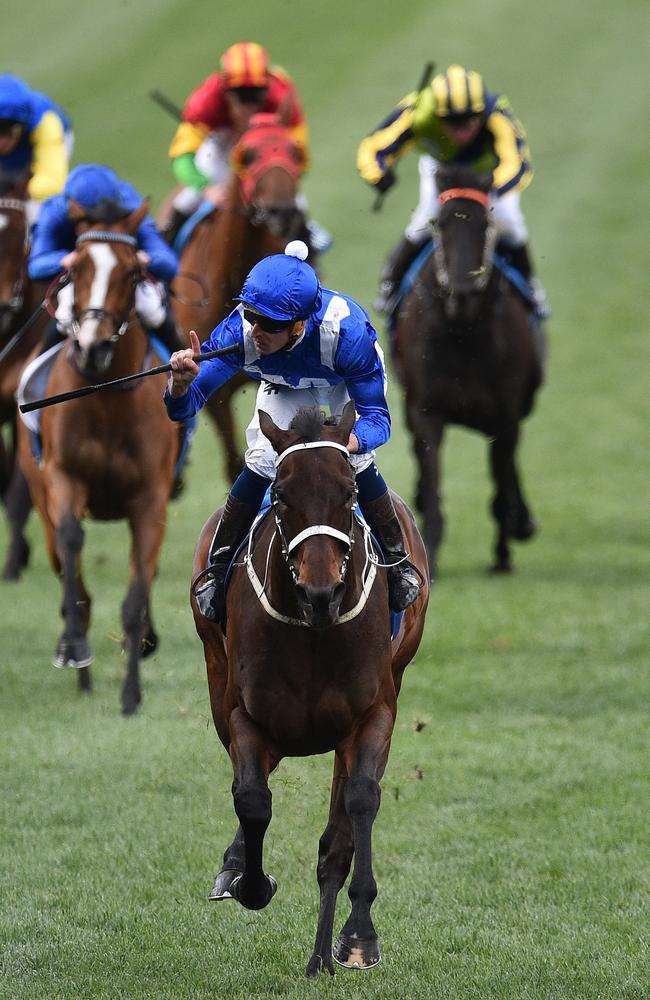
[288,406,339,441]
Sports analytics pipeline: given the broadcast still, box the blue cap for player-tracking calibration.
[237,242,321,320]
[0,74,32,124]
[64,164,122,209]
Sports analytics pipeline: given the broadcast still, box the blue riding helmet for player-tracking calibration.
[64,164,122,209]
[237,242,321,321]
[0,74,33,124]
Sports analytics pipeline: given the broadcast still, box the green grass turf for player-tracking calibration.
[1,1,649,996]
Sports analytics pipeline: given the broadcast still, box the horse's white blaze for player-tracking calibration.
[77,243,118,349]
[0,214,8,232]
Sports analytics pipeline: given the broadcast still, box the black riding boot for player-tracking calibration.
[149,311,186,353]
[163,208,190,246]
[362,491,422,612]
[508,243,551,320]
[374,235,426,316]
[193,495,260,624]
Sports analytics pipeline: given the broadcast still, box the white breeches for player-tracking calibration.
[55,279,167,332]
[405,153,529,246]
[172,132,234,215]
[245,380,375,481]
[26,129,76,228]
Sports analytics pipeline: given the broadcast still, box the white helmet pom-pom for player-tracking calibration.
[284,240,309,260]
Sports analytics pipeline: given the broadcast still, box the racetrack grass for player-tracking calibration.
[2,0,649,997]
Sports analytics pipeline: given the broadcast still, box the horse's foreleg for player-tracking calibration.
[53,511,94,674]
[227,706,277,911]
[2,463,32,581]
[306,755,353,977]
[209,824,246,900]
[121,501,167,716]
[407,404,445,578]
[489,425,536,572]
[333,703,394,970]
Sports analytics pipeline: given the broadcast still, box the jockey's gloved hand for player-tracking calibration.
[374,169,396,194]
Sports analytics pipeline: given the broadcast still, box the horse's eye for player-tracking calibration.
[241,148,256,167]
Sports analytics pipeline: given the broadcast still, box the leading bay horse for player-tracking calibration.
[18,206,177,714]
[394,165,544,576]
[170,115,312,482]
[191,404,430,976]
[0,171,44,579]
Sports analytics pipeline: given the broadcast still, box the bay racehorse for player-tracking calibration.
[18,207,178,714]
[169,114,313,482]
[0,171,44,579]
[191,404,430,976]
[393,165,544,576]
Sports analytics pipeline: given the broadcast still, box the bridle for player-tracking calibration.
[245,441,379,627]
[70,231,141,343]
[271,442,358,587]
[0,196,28,316]
[432,186,498,295]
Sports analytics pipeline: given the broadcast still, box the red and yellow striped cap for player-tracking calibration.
[221,42,269,89]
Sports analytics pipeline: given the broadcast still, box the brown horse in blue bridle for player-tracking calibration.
[394,165,544,577]
[18,208,178,714]
[191,404,429,976]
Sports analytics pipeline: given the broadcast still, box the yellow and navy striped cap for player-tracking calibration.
[221,42,269,89]
[431,64,486,118]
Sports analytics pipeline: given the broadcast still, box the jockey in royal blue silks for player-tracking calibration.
[164,240,422,624]
[28,163,185,354]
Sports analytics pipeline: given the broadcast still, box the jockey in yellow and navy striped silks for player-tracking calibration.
[357,65,549,319]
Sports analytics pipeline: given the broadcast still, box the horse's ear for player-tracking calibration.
[258,409,292,454]
[335,400,357,443]
[124,199,149,234]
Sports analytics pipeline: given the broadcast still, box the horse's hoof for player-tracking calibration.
[208,868,243,900]
[231,872,277,910]
[332,932,381,970]
[306,952,335,977]
[140,628,159,658]
[53,638,94,669]
[512,515,538,541]
[1,537,30,581]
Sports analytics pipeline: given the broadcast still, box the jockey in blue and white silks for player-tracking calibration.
[165,241,421,623]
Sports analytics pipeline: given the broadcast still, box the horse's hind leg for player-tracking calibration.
[488,426,536,572]
[2,463,32,581]
[332,703,394,971]
[307,755,353,977]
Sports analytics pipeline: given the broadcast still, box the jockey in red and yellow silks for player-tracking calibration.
[165,42,310,243]
[357,65,549,319]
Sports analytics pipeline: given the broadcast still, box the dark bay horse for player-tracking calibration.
[394,165,544,576]
[169,115,312,481]
[0,172,44,579]
[191,404,430,976]
[18,207,177,714]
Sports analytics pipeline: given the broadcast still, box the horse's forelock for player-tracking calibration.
[288,406,326,442]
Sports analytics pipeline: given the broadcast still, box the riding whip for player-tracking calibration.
[19,343,240,413]
[372,61,435,213]
[149,89,183,122]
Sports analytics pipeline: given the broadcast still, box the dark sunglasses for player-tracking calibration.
[242,308,292,334]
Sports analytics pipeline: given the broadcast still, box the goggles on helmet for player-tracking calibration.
[242,307,293,334]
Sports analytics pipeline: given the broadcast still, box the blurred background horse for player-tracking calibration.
[165,115,314,482]
[394,165,544,576]
[18,208,178,714]
[191,404,430,976]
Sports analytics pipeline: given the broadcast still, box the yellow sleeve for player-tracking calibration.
[28,111,68,200]
[488,111,532,194]
[169,121,210,159]
[356,104,416,185]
